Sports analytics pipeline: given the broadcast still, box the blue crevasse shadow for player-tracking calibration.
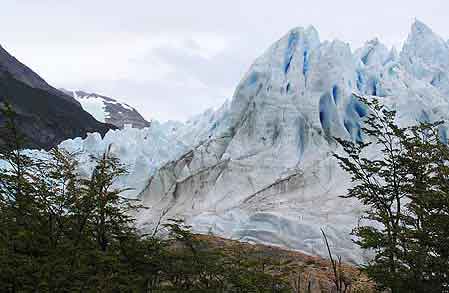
[356,70,364,91]
[303,50,309,76]
[372,79,378,96]
[361,47,374,65]
[247,72,259,86]
[344,95,368,142]
[284,31,299,74]
[319,91,338,137]
[332,85,340,104]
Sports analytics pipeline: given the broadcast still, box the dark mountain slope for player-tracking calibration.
[0,44,116,150]
[0,44,77,105]
[0,75,115,150]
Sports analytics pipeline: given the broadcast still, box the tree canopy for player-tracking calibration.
[334,95,449,292]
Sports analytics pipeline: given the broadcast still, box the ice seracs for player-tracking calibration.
[400,20,449,95]
[29,20,449,263]
[59,124,188,198]
[355,38,391,67]
[136,21,449,263]
[167,100,231,147]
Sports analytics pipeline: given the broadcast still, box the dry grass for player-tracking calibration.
[194,234,377,293]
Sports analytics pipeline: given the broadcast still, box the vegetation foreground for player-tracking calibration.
[1,95,449,292]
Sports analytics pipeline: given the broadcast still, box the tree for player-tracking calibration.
[0,101,50,291]
[0,103,289,292]
[0,101,148,291]
[334,95,449,292]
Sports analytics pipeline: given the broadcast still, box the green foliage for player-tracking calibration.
[334,95,449,292]
[0,104,288,292]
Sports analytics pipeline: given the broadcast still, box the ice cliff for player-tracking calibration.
[35,20,449,263]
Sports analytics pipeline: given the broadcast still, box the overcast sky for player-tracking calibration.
[1,0,449,121]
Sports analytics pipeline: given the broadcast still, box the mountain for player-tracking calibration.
[37,20,449,262]
[0,45,115,150]
[0,45,78,104]
[60,89,151,129]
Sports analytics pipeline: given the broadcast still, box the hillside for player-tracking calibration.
[0,46,115,150]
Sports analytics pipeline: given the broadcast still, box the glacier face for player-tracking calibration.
[23,20,449,263]
[57,124,188,198]
[135,21,449,263]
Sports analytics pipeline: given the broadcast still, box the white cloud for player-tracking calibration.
[1,0,449,121]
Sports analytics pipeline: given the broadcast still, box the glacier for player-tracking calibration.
[74,92,108,122]
[19,20,449,263]
[136,20,449,263]
[56,123,188,198]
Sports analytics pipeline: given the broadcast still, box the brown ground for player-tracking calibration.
[195,234,377,292]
